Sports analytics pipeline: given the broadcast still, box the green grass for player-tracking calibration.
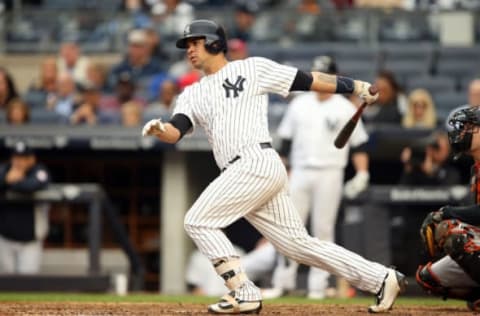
[0,293,466,307]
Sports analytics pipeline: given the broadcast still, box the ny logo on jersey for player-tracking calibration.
[326,118,339,132]
[222,76,246,98]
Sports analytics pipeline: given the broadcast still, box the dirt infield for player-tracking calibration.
[0,302,472,316]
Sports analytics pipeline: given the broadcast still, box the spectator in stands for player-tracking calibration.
[362,70,406,125]
[227,39,248,61]
[25,58,58,109]
[402,89,437,129]
[229,0,259,41]
[0,67,19,110]
[86,62,108,93]
[149,0,194,41]
[70,84,102,125]
[107,29,162,91]
[6,99,30,125]
[48,72,77,119]
[0,141,50,274]
[468,79,480,107]
[57,41,90,86]
[101,72,145,112]
[146,79,178,118]
[144,27,170,67]
[121,100,143,127]
[399,131,460,186]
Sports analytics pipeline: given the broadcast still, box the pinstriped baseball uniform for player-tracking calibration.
[177,56,388,300]
[273,93,369,295]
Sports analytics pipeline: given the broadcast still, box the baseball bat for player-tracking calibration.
[334,85,378,149]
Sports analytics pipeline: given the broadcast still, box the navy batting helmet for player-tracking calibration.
[176,20,227,54]
[446,105,480,159]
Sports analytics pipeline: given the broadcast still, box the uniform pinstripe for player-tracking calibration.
[271,93,370,296]
[176,57,388,300]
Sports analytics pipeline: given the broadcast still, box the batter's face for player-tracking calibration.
[185,38,210,70]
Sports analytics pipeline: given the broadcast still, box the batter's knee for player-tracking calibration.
[183,210,198,237]
[416,262,447,297]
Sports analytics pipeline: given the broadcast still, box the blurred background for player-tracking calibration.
[0,0,479,296]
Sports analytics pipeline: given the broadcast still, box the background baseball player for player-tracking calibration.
[417,105,480,312]
[0,141,50,274]
[142,19,406,314]
[263,55,370,299]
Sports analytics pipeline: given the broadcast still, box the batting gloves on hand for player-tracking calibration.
[354,80,378,104]
[142,118,166,137]
[344,170,369,199]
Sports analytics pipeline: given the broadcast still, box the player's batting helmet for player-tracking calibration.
[446,105,480,159]
[176,20,227,54]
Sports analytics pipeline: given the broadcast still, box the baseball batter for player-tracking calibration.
[142,19,406,314]
[264,56,370,299]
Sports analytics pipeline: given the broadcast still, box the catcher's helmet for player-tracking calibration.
[446,105,480,159]
[176,20,227,54]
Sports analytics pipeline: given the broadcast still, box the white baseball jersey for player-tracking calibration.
[278,93,368,169]
[173,57,297,169]
[180,56,389,302]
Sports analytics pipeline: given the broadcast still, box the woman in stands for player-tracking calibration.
[402,88,438,129]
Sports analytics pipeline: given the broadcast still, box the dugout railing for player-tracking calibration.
[0,183,145,292]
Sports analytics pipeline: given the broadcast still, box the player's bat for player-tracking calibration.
[334,85,378,149]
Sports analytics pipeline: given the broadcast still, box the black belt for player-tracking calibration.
[221,142,272,172]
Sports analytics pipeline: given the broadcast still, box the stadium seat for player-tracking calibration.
[405,76,456,94]
[279,43,330,61]
[378,10,435,42]
[432,91,468,121]
[336,60,376,81]
[282,59,312,72]
[382,60,431,86]
[436,60,480,83]
[30,109,65,124]
[248,43,282,60]
[332,45,378,64]
[380,42,434,66]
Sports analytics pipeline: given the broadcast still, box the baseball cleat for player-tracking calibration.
[208,291,262,314]
[368,268,407,313]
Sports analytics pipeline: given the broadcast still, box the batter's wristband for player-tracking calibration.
[335,76,355,94]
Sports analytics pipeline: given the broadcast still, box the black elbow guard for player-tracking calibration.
[289,70,313,91]
[169,114,193,138]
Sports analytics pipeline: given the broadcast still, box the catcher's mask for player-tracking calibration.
[446,105,480,160]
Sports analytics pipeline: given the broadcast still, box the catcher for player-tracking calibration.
[417,105,480,311]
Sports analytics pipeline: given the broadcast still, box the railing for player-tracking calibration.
[0,183,145,291]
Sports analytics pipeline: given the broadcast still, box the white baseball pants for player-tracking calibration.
[0,235,42,274]
[184,145,386,297]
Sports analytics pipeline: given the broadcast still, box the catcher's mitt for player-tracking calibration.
[420,210,444,257]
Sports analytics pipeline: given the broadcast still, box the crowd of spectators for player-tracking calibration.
[0,0,479,132]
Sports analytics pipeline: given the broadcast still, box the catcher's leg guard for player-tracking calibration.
[444,232,480,284]
[416,262,447,297]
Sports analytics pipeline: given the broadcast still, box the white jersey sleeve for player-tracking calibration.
[349,116,369,147]
[254,57,297,98]
[172,87,197,134]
